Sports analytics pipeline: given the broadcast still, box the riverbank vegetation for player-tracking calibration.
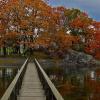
[0,0,100,60]
[0,1,100,99]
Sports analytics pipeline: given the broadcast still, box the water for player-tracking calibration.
[0,67,18,99]
[39,59,100,100]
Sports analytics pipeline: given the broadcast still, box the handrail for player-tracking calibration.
[1,58,29,100]
[34,58,64,100]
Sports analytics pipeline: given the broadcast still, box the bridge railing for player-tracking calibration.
[34,58,64,100]
[1,58,29,100]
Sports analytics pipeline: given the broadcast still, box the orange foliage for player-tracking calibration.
[34,33,51,48]
[58,82,74,96]
[5,31,18,40]
[85,71,100,100]
[85,21,100,59]
[53,31,80,51]
[0,0,99,58]
[70,16,92,29]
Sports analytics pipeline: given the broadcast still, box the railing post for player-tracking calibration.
[34,58,64,100]
[1,58,29,100]
[16,82,19,95]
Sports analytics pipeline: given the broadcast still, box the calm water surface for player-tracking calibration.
[0,67,18,99]
[0,59,100,100]
[39,59,100,100]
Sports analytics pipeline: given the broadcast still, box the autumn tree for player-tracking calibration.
[0,0,99,58]
[48,30,80,57]
[0,0,54,55]
[85,21,100,59]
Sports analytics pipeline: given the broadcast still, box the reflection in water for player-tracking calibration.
[0,67,18,99]
[39,59,100,100]
[90,71,95,79]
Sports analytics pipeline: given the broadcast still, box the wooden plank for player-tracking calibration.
[20,89,44,93]
[19,92,45,96]
[35,59,64,100]
[1,58,29,100]
[17,96,46,100]
[18,63,46,100]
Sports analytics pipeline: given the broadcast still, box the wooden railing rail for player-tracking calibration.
[1,58,29,100]
[34,58,64,100]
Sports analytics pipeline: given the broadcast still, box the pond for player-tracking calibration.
[39,59,100,100]
[0,67,18,99]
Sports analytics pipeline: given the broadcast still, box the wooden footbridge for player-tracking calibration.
[1,58,64,100]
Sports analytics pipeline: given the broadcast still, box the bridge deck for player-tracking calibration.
[17,63,46,100]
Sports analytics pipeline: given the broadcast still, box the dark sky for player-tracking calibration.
[48,0,100,21]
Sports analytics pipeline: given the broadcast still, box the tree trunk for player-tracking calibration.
[3,46,6,56]
[20,44,24,54]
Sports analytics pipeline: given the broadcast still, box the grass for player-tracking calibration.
[0,59,16,64]
[32,51,50,59]
[0,51,62,65]
[32,51,62,62]
[0,56,26,65]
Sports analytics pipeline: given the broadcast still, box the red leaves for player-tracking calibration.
[52,31,80,52]
[70,16,92,29]
[85,21,100,59]
[93,21,100,29]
